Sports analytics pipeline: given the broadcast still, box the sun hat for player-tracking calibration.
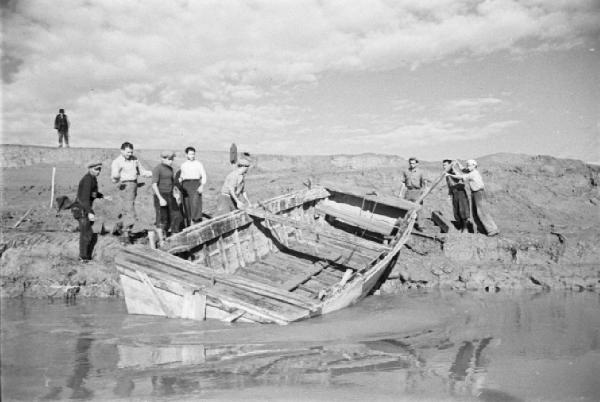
[160,150,175,159]
[87,161,102,169]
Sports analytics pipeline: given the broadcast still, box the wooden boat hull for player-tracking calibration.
[116,186,418,324]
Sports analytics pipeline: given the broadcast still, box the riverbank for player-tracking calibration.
[1,145,599,298]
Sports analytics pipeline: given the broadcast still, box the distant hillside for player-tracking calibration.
[0,144,409,171]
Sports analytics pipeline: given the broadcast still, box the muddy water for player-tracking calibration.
[1,291,599,401]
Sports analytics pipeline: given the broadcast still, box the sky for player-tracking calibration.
[1,0,599,163]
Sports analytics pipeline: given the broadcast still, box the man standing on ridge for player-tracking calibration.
[399,157,428,230]
[54,108,70,148]
[76,161,104,261]
[110,142,152,242]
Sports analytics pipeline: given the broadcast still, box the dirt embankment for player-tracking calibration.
[1,145,599,298]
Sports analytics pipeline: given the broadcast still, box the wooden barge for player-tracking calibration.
[115,185,421,325]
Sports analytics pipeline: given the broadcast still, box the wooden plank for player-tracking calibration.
[315,203,396,236]
[135,270,175,318]
[181,292,206,320]
[119,259,308,325]
[248,207,388,251]
[283,264,327,291]
[216,236,229,272]
[161,187,330,254]
[118,247,319,311]
[321,182,421,211]
[431,210,455,233]
[233,229,246,267]
[119,266,268,324]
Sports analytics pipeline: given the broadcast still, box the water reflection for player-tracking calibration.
[113,334,505,398]
[2,292,599,401]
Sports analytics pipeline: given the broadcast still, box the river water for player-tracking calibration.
[1,290,599,401]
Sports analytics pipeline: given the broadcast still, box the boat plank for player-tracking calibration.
[119,259,312,324]
[118,248,319,312]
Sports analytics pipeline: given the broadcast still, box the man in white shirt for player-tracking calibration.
[448,159,499,236]
[110,142,152,239]
[178,146,207,225]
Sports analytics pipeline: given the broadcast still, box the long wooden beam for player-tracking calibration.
[247,207,391,251]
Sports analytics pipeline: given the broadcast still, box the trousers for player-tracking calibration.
[451,188,470,230]
[405,188,423,227]
[58,131,69,147]
[153,192,182,234]
[78,216,97,260]
[181,180,203,225]
[471,189,498,236]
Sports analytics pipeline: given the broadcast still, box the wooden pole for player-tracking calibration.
[13,208,33,228]
[49,167,56,209]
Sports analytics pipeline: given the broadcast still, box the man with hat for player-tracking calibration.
[151,151,181,243]
[217,158,252,215]
[54,108,70,148]
[447,159,499,236]
[76,161,104,261]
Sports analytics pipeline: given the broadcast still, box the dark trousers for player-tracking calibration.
[405,188,423,227]
[153,192,182,234]
[181,180,203,225]
[451,188,470,230]
[78,217,97,260]
[471,189,498,235]
[58,131,69,146]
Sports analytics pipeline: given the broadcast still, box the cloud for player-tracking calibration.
[1,0,598,153]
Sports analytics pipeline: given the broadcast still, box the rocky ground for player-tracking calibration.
[1,145,598,298]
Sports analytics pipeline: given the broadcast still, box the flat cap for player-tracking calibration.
[87,161,103,169]
[160,150,175,159]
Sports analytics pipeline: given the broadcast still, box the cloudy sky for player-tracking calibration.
[2,0,599,162]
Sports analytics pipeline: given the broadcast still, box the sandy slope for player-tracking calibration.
[1,145,599,297]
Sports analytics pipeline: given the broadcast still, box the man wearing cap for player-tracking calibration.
[152,151,181,242]
[110,142,152,240]
[443,159,471,232]
[448,159,499,236]
[178,146,207,225]
[399,157,428,230]
[54,108,70,148]
[217,158,251,215]
[76,161,104,261]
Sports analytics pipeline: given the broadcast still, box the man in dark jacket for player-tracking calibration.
[54,108,70,148]
[76,161,104,261]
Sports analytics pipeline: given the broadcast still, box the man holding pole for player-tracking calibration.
[447,159,499,236]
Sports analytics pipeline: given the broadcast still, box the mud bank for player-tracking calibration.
[2,213,598,299]
[1,146,599,298]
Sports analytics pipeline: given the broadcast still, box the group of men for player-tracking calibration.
[75,143,252,261]
[399,157,498,236]
[75,147,498,262]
